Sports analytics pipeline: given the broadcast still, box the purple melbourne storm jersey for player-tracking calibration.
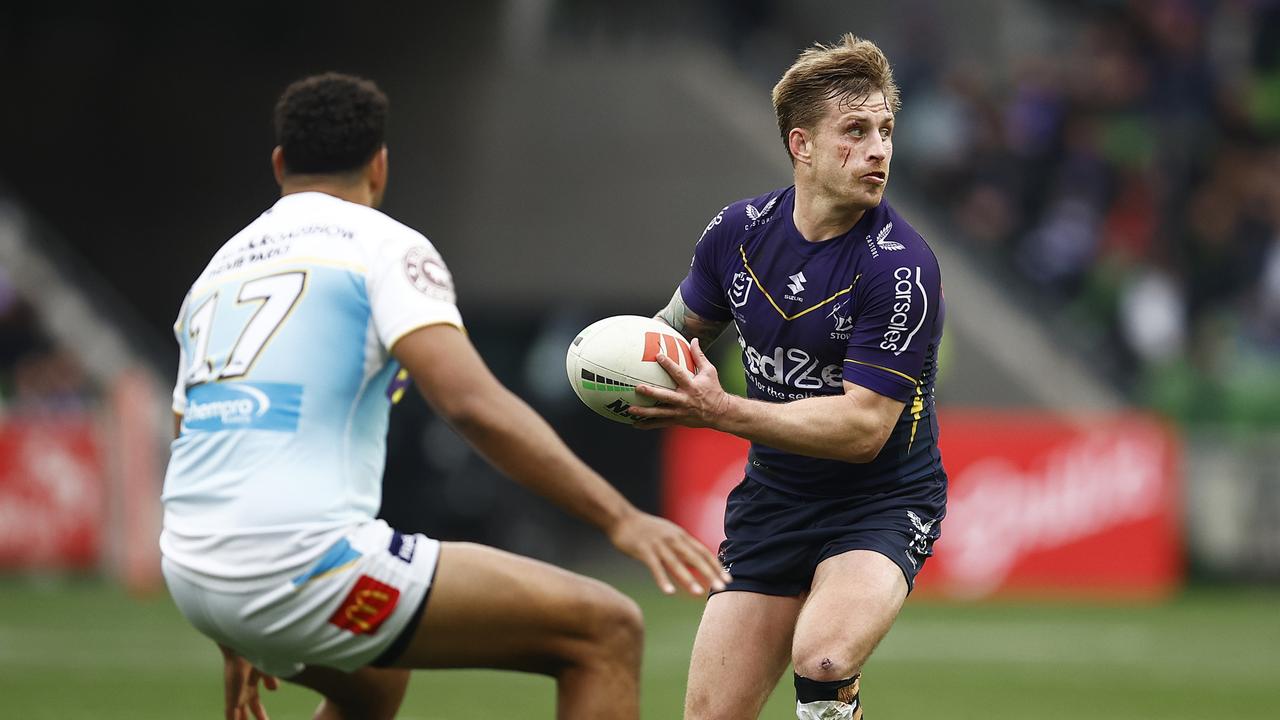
[678,186,945,497]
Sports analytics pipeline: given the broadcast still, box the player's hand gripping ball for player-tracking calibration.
[566,315,696,424]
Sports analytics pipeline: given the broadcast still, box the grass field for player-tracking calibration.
[1,574,1277,719]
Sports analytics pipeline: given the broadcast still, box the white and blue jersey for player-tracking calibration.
[161,192,462,586]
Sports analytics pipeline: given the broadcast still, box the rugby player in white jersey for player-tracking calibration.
[160,73,728,720]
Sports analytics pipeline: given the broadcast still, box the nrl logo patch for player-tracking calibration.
[729,271,754,307]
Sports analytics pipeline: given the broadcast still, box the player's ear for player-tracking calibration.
[367,145,389,196]
[271,146,287,186]
[787,128,812,165]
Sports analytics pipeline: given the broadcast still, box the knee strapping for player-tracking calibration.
[794,673,862,720]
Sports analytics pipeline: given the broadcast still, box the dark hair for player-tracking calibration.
[273,72,389,175]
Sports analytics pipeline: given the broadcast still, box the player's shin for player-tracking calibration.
[794,673,862,720]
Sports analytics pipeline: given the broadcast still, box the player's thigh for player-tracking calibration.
[391,541,643,672]
[287,665,410,720]
[791,549,908,679]
[684,590,803,720]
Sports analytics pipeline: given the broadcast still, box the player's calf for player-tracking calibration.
[795,673,862,720]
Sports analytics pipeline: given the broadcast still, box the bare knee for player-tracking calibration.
[561,581,644,673]
[791,648,862,683]
[587,584,645,663]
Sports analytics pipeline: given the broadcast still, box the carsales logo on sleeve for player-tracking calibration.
[403,246,455,302]
[880,266,928,355]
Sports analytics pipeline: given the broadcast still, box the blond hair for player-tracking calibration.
[771,34,901,161]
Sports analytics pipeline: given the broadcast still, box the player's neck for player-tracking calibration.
[791,188,866,243]
[279,180,375,208]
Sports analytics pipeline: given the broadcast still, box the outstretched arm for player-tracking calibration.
[392,323,730,595]
[630,338,904,463]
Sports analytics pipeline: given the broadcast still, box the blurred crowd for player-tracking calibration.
[897,0,1280,424]
[0,267,91,416]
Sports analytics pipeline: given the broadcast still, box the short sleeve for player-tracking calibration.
[842,258,942,402]
[676,206,733,321]
[368,234,465,351]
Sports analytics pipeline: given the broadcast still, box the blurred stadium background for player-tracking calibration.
[1,1,1278,717]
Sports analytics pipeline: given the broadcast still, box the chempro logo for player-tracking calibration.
[183,382,303,432]
[879,266,927,356]
[186,384,269,425]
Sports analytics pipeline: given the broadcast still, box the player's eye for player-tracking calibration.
[848,126,865,138]
[880,126,892,139]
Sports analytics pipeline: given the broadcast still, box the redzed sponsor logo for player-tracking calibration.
[328,575,400,634]
[642,332,696,373]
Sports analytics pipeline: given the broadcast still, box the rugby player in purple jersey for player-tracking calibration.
[630,35,947,720]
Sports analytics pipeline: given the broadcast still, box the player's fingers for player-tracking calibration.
[226,682,243,720]
[262,674,279,691]
[671,534,728,591]
[691,338,712,368]
[668,534,725,591]
[656,543,703,595]
[640,548,676,595]
[634,383,681,402]
[250,697,270,720]
[628,403,683,420]
[653,352,695,384]
[696,538,732,587]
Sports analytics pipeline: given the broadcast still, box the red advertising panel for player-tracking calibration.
[662,411,1183,600]
[662,428,749,552]
[920,410,1183,599]
[0,417,105,570]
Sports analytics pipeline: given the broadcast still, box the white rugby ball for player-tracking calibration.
[566,315,696,424]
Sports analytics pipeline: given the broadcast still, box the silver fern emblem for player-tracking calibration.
[875,222,904,251]
[745,196,779,221]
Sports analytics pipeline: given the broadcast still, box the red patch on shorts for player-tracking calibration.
[328,575,400,635]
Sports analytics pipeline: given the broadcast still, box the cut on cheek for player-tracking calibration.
[840,145,851,168]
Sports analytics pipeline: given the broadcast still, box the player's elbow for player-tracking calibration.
[843,435,888,464]
[435,389,495,431]
[839,418,894,464]
[435,381,522,439]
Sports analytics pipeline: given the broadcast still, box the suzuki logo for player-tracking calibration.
[787,271,807,295]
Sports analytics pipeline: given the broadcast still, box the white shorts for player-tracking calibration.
[162,519,441,678]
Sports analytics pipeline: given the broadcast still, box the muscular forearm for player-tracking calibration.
[656,288,727,348]
[447,384,636,533]
[713,392,894,463]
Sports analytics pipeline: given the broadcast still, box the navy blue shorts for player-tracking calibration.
[716,475,947,596]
